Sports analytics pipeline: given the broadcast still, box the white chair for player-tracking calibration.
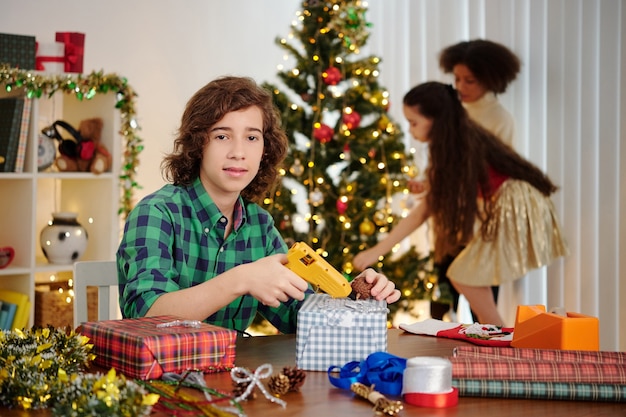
[73,260,120,328]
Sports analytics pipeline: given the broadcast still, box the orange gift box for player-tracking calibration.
[511,305,599,351]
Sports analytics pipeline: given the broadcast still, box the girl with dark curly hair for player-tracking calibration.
[439,39,521,147]
[118,76,400,334]
[354,82,568,326]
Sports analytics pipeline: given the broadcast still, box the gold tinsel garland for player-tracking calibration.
[0,65,142,218]
[0,327,158,415]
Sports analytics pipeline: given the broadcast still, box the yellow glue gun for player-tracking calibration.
[285,242,353,298]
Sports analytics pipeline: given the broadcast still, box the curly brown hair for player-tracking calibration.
[161,76,288,202]
[403,82,557,262]
[439,39,521,94]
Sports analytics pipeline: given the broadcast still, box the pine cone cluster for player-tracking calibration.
[281,366,306,392]
[232,368,256,400]
[268,373,290,396]
[232,366,307,400]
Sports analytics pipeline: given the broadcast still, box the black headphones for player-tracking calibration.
[41,120,87,159]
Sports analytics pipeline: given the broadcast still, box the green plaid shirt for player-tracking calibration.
[117,177,303,334]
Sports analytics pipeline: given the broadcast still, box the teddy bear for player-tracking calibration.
[54,117,111,174]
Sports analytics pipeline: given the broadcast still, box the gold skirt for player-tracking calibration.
[447,179,569,287]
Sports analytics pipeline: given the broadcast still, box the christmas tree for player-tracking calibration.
[261,0,439,319]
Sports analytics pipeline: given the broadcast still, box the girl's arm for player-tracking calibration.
[353,199,430,270]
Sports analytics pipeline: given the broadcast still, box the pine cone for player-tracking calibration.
[350,276,374,299]
[268,373,290,396]
[232,369,256,400]
[282,366,307,392]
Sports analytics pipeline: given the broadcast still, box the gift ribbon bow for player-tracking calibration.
[230,364,286,408]
[64,43,83,67]
[328,352,407,396]
[56,33,84,71]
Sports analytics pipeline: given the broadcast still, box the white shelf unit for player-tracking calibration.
[0,87,122,327]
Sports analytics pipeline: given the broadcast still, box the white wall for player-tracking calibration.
[3,0,301,202]
[3,0,624,350]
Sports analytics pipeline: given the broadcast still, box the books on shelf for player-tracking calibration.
[0,290,30,330]
[14,97,32,173]
[0,97,25,172]
[0,301,17,330]
[0,96,32,173]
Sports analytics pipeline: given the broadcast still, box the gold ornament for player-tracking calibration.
[373,210,387,227]
[289,158,305,176]
[378,115,391,131]
[309,187,324,207]
[359,218,375,236]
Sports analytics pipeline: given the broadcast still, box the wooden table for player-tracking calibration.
[3,329,624,416]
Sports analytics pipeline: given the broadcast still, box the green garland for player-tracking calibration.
[0,327,157,414]
[0,65,143,218]
[52,368,158,417]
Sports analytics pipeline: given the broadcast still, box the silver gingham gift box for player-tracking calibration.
[296,293,389,371]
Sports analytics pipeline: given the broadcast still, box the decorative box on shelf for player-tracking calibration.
[0,32,36,69]
[79,315,237,380]
[35,283,97,329]
[296,293,389,371]
[55,32,84,73]
[35,41,65,73]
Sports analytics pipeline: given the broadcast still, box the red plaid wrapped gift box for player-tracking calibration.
[80,315,236,380]
[55,32,85,73]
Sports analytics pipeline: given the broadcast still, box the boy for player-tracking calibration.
[118,76,400,334]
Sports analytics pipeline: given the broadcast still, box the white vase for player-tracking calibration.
[40,212,88,264]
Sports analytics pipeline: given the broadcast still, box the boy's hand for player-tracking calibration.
[356,268,401,304]
[246,254,308,308]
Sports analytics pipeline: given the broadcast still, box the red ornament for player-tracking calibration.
[336,198,348,214]
[313,123,334,143]
[322,67,342,85]
[343,111,361,130]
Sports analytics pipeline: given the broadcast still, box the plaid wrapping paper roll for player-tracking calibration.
[296,293,388,371]
[453,345,626,363]
[80,315,236,380]
[452,379,626,402]
[450,357,626,384]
